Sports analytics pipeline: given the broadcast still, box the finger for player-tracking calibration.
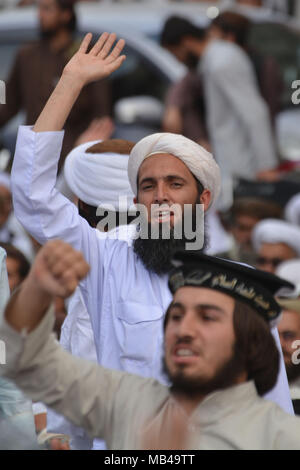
[48,254,76,278]
[49,438,70,450]
[60,271,78,295]
[49,249,88,279]
[104,55,126,75]
[105,38,125,64]
[97,32,117,59]
[73,258,90,280]
[44,242,74,272]
[89,32,110,56]
[78,33,93,53]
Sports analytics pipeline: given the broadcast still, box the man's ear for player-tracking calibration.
[199,189,211,212]
[133,196,137,204]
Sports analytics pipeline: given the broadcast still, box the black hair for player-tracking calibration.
[210,11,251,48]
[0,243,30,281]
[56,0,77,33]
[160,16,205,47]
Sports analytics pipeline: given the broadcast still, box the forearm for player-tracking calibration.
[34,74,83,132]
[5,277,52,333]
[0,305,119,440]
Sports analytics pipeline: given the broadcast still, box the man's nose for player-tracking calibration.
[154,182,169,204]
[177,312,196,339]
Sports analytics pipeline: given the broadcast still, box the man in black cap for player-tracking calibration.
[0,239,299,450]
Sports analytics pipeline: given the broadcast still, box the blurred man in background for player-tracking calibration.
[161,13,278,187]
[208,11,283,127]
[161,17,208,147]
[0,172,34,261]
[252,219,300,273]
[0,246,37,450]
[217,197,283,264]
[0,0,112,168]
[0,243,30,293]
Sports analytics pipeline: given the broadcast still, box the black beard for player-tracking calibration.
[133,220,208,275]
[163,342,246,397]
[133,228,187,275]
[39,26,61,41]
[286,361,300,384]
[185,52,199,70]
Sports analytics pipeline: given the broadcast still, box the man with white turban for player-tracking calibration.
[11,31,294,435]
[252,219,300,274]
[46,138,136,450]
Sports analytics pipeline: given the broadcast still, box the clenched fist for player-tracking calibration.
[29,240,90,298]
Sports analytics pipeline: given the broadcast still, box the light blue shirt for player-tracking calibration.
[0,247,37,449]
[11,126,293,417]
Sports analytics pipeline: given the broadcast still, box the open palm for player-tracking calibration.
[63,32,126,86]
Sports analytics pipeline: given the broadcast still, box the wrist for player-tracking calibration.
[60,70,85,93]
[22,274,53,306]
[4,276,53,333]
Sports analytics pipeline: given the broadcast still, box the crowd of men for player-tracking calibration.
[0,0,300,451]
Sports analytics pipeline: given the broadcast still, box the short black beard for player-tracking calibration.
[163,342,246,398]
[133,220,208,275]
[286,361,300,384]
[39,26,61,41]
[185,52,199,70]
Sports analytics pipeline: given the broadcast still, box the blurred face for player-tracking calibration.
[278,309,300,381]
[38,0,70,33]
[6,257,22,293]
[164,287,236,387]
[231,214,259,250]
[135,153,211,228]
[256,243,297,274]
[0,185,12,228]
[206,25,224,42]
[166,43,191,65]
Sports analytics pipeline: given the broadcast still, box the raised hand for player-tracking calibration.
[63,32,126,87]
[4,240,90,333]
[34,32,126,132]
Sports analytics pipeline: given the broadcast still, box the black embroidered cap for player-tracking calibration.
[169,251,295,323]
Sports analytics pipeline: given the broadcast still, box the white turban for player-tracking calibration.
[252,219,300,255]
[0,171,11,191]
[276,259,300,286]
[285,193,300,226]
[128,133,221,208]
[64,140,134,212]
[276,260,300,313]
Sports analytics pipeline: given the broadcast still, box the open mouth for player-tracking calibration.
[172,347,198,364]
[152,206,175,224]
